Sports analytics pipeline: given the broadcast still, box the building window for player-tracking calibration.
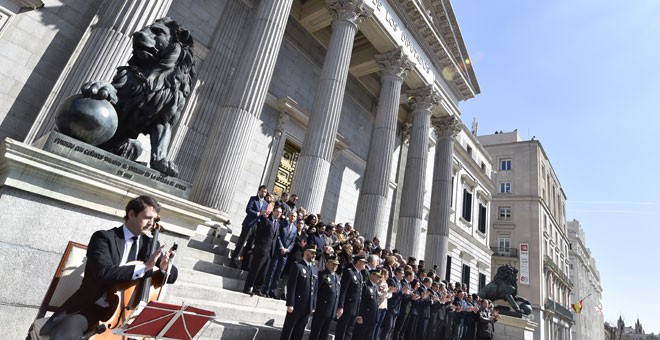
[499,182,511,194]
[481,162,486,172]
[445,256,452,281]
[478,204,487,233]
[498,206,512,221]
[451,176,455,207]
[500,159,512,171]
[462,264,471,292]
[479,273,487,291]
[466,145,473,156]
[462,189,473,221]
[498,233,511,251]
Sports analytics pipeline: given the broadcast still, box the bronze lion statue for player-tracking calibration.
[478,264,532,315]
[81,17,196,177]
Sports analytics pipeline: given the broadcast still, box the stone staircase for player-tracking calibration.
[165,225,313,339]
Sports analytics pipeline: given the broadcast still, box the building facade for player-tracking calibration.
[567,219,604,340]
[0,1,499,336]
[478,130,573,340]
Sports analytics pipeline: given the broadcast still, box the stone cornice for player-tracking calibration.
[387,0,478,100]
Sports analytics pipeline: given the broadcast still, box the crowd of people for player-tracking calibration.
[230,185,500,340]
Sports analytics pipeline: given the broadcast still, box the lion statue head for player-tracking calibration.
[86,17,197,177]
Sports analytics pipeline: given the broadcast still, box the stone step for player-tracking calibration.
[196,320,282,340]
[169,281,285,312]
[177,268,246,292]
[191,233,235,248]
[187,238,233,257]
[177,255,247,281]
[167,296,288,327]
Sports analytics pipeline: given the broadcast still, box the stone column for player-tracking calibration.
[354,48,410,240]
[25,0,173,143]
[425,116,460,272]
[289,0,372,214]
[189,0,294,210]
[395,86,438,258]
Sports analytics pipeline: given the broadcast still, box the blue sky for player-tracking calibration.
[452,0,660,334]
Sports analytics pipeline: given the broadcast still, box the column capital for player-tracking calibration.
[431,115,461,138]
[326,0,373,28]
[376,48,412,79]
[407,85,440,112]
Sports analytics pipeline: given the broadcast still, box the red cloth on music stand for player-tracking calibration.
[124,301,215,339]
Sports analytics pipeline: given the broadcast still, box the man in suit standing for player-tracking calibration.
[309,254,341,340]
[243,205,282,296]
[263,210,298,298]
[231,185,269,267]
[335,254,367,340]
[40,196,177,340]
[381,267,405,340]
[280,245,318,340]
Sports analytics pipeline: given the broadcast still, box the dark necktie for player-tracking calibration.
[127,236,138,262]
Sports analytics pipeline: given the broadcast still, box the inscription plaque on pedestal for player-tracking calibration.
[37,132,191,198]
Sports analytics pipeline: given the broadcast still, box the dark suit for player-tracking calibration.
[244,215,280,292]
[309,269,340,340]
[335,265,364,340]
[41,226,177,337]
[414,285,432,340]
[264,219,298,295]
[381,277,402,340]
[231,195,267,260]
[392,279,412,340]
[353,280,379,339]
[280,260,318,340]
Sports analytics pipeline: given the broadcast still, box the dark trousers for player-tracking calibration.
[380,311,398,340]
[243,251,270,292]
[309,314,333,340]
[231,224,253,260]
[280,311,310,340]
[264,253,287,294]
[353,321,376,340]
[373,309,387,340]
[405,314,419,340]
[335,312,357,340]
[392,311,409,340]
[427,314,439,340]
[417,316,429,340]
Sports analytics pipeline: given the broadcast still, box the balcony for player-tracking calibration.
[491,247,518,257]
[544,255,573,288]
[545,298,574,323]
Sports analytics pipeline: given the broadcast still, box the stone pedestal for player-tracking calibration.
[493,315,538,340]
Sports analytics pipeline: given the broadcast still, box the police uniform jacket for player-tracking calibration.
[338,265,364,315]
[286,260,318,315]
[358,279,380,324]
[314,268,341,318]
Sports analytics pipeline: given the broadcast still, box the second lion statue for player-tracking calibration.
[82,17,196,177]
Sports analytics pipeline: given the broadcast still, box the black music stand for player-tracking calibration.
[116,301,216,339]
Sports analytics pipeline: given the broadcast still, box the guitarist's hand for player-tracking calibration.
[145,244,167,271]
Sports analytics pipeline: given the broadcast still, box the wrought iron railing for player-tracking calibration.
[490,247,518,257]
[545,298,574,322]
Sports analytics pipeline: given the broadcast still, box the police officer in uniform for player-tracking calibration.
[279,244,318,340]
[335,254,367,340]
[353,269,382,339]
[309,254,341,340]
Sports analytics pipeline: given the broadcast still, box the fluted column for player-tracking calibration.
[395,86,439,258]
[290,0,372,214]
[189,0,294,210]
[425,116,460,271]
[25,0,173,143]
[354,48,411,240]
